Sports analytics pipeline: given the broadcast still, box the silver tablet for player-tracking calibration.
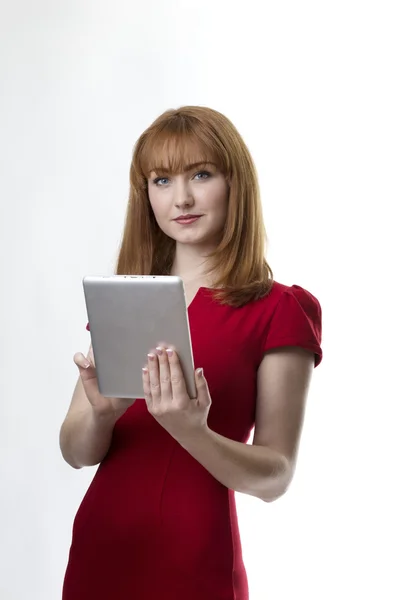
[82,275,196,399]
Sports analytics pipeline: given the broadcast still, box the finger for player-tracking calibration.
[195,368,211,408]
[73,352,101,403]
[74,352,91,369]
[166,348,188,399]
[87,345,96,367]
[142,367,152,408]
[73,352,97,383]
[147,352,161,402]
[155,347,172,398]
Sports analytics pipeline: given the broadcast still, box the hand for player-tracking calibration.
[142,346,211,444]
[74,347,135,419]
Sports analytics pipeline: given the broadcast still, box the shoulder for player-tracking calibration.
[211,279,322,328]
[273,281,322,320]
[252,280,323,367]
[246,280,322,317]
[269,279,319,299]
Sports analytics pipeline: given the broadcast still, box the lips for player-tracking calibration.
[174,215,202,223]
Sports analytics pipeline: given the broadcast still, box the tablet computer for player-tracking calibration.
[82,275,196,399]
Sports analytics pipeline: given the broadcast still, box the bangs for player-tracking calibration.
[137,122,228,177]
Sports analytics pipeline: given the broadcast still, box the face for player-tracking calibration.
[147,161,229,249]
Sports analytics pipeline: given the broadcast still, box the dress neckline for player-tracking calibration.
[188,286,205,310]
[188,286,214,310]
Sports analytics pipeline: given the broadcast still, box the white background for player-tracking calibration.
[1,1,399,599]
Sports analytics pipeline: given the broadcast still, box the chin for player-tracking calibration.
[163,223,222,247]
[175,231,215,246]
[175,237,205,247]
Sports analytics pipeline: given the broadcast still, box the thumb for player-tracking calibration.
[195,368,210,406]
[73,352,97,383]
[74,352,91,369]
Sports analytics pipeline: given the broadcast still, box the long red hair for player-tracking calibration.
[116,106,273,307]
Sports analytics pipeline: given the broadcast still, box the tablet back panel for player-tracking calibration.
[83,275,196,399]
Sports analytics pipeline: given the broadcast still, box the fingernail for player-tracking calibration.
[155,347,163,356]
[82,359,91,369]
[196,368,204,377]
[147,353,155,361]
[166,348,173,357]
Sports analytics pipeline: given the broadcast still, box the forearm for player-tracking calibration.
[59,408,118,469]
[178,427,292,502]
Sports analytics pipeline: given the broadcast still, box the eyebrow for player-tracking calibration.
[150,161,216,175]
[183,161,215,172]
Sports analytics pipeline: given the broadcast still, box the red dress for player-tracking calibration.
[62,281,323,600]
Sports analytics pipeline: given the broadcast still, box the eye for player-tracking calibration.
[153,177,170,186]
[194,171,211,180]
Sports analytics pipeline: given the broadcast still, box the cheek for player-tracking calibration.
[211,186,229,218]
[150,206,168,228]
[200,180,229,211]
[147,197,176,236]
[148,193,167,222]
[148,197,157,218]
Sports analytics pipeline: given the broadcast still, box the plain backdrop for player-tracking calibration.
[0,1,399,599]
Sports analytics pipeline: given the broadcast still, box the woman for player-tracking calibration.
[60,106,323,600]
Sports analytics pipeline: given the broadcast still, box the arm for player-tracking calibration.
[178,347,315,502]
[59,345,133,469]
[59,377,120,469]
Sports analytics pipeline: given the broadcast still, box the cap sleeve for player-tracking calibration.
[262,285,323,367]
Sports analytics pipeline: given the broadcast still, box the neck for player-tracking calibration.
[170,242,216,287]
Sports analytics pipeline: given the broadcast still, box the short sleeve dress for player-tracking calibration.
[62,281,323,600]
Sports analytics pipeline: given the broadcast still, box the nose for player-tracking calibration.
[174,179,194,209]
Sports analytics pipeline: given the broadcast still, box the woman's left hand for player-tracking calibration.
[142,346,211,444]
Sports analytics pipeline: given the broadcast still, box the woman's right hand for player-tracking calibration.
[73,347,135,419]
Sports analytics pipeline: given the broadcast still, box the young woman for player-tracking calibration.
[60,106,323,600]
